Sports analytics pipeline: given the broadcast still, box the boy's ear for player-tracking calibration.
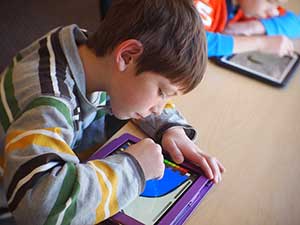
[115,39,144,72]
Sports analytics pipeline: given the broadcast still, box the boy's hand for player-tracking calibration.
[224,20,265,36]
[233,35,295,57]
[258,35,295,57]
[161,128,225,183]
[126,138,165,180]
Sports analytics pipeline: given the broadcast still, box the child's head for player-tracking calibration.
[238,0,287,18]
[87,0,207,94]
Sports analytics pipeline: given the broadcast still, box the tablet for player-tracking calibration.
[89,133,213,225]
[213,51,300,87]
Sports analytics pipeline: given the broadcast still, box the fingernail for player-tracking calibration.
[175,154,183,163]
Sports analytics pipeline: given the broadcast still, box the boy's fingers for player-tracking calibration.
[179,145,214,179]
[166,140,184,164]
[166,138,223,182]
[155,165,166,180]
[184,149,213,179]
[197,156,214,179]
[217,160,226,173]
[206,157,221,183]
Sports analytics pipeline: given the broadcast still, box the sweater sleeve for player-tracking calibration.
[260,11,300,38]
[132,102,197,144]
[3,96,145,225]
[206,31,234,57]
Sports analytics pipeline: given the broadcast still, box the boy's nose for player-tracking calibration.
[150,102,166,116]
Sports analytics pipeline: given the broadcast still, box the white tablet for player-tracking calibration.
[214,51,300,86]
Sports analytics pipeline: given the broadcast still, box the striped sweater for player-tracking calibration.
[0,25,196,225]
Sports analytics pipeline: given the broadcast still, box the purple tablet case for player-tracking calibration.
[89,133,214,225]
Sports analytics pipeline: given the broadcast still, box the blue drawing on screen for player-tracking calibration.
[141,166,189,197]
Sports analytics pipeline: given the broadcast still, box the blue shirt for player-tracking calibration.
[207,1,300,57]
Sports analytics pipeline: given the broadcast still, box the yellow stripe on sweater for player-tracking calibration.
[6,127,62,143]
[5,128,74,156]
[90,160,119,222]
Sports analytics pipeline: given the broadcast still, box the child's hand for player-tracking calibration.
[233,35,295,57]
[258,35,295,57]
[126,138,165,180]
[223,20,265,36]
[161,128,225,183]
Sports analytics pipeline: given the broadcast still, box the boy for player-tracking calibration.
[0,0,224,224]
[194,0,300,57]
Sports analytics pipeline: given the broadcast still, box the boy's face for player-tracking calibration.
[238,0,284,18]
[109,69,181,120]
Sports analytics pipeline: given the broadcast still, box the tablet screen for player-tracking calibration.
[220,51,299,84]
[113,141,199,225]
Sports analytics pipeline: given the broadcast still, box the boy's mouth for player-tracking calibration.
[135,113,145,120]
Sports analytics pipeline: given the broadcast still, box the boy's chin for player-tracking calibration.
[112,109,141,120]
[112,111,131,120]
[113,115,129,120]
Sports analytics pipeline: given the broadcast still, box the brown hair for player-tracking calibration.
[87,0,207,93]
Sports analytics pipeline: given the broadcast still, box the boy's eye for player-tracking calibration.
[158,88,166,99]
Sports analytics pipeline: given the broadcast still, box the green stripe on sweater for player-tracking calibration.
[25,97,73,127]
[4,62,21,118]
[94,92,107,120]
[99,92,106,105]
[43,162,79,225]
[0,94,10,131]
[60,179,80,225]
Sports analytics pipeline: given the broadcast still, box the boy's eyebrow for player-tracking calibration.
[170,91,178,96]
[160,82,180,96]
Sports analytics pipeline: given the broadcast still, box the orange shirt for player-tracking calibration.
[229,7,286,24]
[194,0,286,32]
[194,0,228,32]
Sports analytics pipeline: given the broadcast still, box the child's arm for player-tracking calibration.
[224,11,300,38]
[132,104,225,183]
[206,31,234,57]
[2,93,163,224]
[223,20,266,36]
[233,35,294,57]
[132,104,197,145]
[260,11,300,38]
[207,31,294,57]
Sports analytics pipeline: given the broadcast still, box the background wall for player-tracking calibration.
[0,0,100,71]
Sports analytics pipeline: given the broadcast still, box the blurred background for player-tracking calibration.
[0,0,100,72]
[0,0,299,71]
